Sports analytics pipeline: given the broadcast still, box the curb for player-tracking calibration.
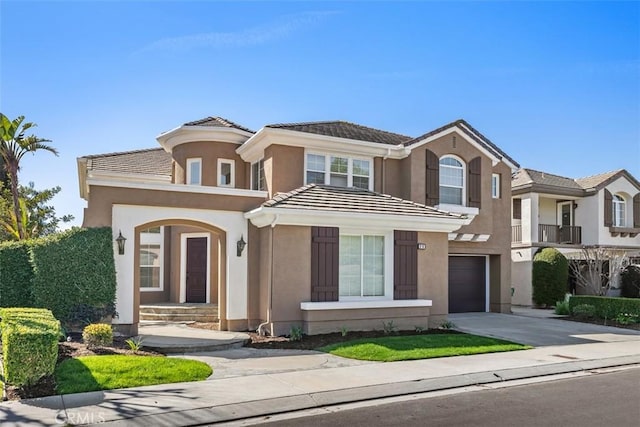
[87,355,640,426]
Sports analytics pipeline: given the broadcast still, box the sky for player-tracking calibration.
[1,1,639,228]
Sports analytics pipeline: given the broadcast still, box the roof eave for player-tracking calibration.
[511,183,586,197]
[156,125,253,153]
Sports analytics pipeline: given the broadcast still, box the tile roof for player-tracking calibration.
[405,119,520,168]
[512,168,640,194]
[575,170,624,190]
[83,148,172,176]
[184,116,255,134]
[512,168,583,190]
[263,184,464,218]
[265,121,412,145]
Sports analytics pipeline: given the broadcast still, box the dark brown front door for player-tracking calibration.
[186,237,207,303]
[448,256,486,313]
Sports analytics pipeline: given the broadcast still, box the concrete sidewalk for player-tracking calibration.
[2,338,639,426]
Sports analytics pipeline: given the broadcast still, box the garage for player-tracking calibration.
[448,256,487,313]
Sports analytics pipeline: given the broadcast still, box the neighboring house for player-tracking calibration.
[77,117,518,336]
[511,168,640,305]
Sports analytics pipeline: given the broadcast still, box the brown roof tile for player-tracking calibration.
[263,184,464,218]
[512,168,583,190]
[266,121,411,145]
[184,116,254,134]
[83,148,172,176]
[575,170,625,190]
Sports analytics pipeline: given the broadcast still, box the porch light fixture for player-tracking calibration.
[237,235,246,257]
[115,231,126,255]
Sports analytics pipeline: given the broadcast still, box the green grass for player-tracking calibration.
[54,355,212,394]
[318,333,531,362]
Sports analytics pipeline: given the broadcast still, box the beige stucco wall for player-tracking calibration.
[246,223,262,329]
[172,141,248,188]
[417,231,449,327]
[263,144,305,196]
[302,306,430,335]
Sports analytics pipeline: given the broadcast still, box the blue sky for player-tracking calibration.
[1,1,639,227]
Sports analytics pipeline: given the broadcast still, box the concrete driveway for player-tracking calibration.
[449,312,640,347]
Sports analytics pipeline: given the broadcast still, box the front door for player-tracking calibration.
[186,237,207,303]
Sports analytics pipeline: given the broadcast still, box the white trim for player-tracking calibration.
[250,158,265,191]
[557,201,573,227]
[139,227,164,292]
[245,206,472,232]
[157,126,253,153]
[186,158,202,185]
[439,154,466,206]
[217,158,235,188]
[179,233,211,304]
[86,177,268,198]
[449,254,490,312]
[301,299,432,311]
[304,151,374,191]
[436,204,479,216]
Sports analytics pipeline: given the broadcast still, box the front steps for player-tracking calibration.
[140,303,219,324]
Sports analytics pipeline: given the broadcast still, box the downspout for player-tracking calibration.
[257,214,279,336]
[382,148,391,194]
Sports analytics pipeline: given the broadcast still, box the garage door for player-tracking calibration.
[449,256,486,313]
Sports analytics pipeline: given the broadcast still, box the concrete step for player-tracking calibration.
[140,305,218,316]
[140,312,219,323]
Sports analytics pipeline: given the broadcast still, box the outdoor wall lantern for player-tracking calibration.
[115,231,126,255]
[237,235,246,257]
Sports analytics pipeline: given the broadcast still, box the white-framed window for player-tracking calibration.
[613,194,626,227]
[217,158,235,187]
[140,227,163,291]
[339,230,391,300]
[439,155,465,205]
[251,159,265,191]
[305,152,372,190]
[491,173,500,199]
[186,158,202,185]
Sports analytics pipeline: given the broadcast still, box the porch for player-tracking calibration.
[512,224,582,244]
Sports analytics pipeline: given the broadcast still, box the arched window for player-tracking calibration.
[439,156,465,205]
[613,194,626,227]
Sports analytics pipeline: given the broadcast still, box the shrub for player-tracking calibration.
[532,248,569,307]
[0,241,35,308]
[571,304,596,319]
[82,323,113,348]
[0,308,61,387]
[620,265,640,298]
[289,325,303,341]
[30,227,117,324]
[554,294,571,315]
[568,295,640,320]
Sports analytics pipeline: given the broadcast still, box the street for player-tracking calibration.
[254,367,640,427]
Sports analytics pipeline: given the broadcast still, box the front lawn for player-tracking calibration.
[55,355,212,394]
[318,333,530,362]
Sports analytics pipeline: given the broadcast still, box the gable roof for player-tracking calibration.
[263,184,463,219]
[184,116,255,134]
[512,168,583,190]
[82,148,172,176]
[405,119,520,169]
[575,169,640,191]
[265,121,412,145]
[512,168,640,196]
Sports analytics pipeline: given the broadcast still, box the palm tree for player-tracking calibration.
[0,114,58,240]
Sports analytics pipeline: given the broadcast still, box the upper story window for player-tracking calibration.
[492,174,501,199]
[305,153,372,190]
[613,194,626,227]
[251,159,265,191]
[217,159,235,187]
[439,156,465,205]
[186,158,202,185]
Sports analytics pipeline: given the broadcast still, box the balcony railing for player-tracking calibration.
[511,224,582,244]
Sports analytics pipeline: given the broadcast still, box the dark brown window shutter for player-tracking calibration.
[512,198,522,220]
[604,189,613,227]
[468,156,481,208]
[425,149,439,206]
[311,226,339,302]
[394,230,418,300]
[633,193,640,228]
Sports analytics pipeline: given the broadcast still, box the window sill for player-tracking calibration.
[436,204,479,216]
[300,299,432,311]
[609,227,640,237]
[140,288,164,292]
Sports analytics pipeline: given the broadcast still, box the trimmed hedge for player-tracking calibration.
[620,265,640,298]
[532,248,569,307]
[0,307,61,387]
[30,227,116,323]
[568,295,640,319]
[0,240,34,308]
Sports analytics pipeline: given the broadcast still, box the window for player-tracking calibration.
[492,174,500,199]
[140,227,163,290]
[251,159,265,191]
[339,234,384,298]
[186,158,201,185]
[613,194,626,227]
[439,156,464,205]
[512,198,522,220]
[217,159,235,187]
[305,153,372,190]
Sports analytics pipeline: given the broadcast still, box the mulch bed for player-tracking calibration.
[556,315,640,331]
[3,333,162,401]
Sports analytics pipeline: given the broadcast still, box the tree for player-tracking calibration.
[567,246,630,296]
[0,182,73,241]
[0,114,58,240]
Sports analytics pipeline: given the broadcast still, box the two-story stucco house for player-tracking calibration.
[511,168,640,306]
[77,117,519,336]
